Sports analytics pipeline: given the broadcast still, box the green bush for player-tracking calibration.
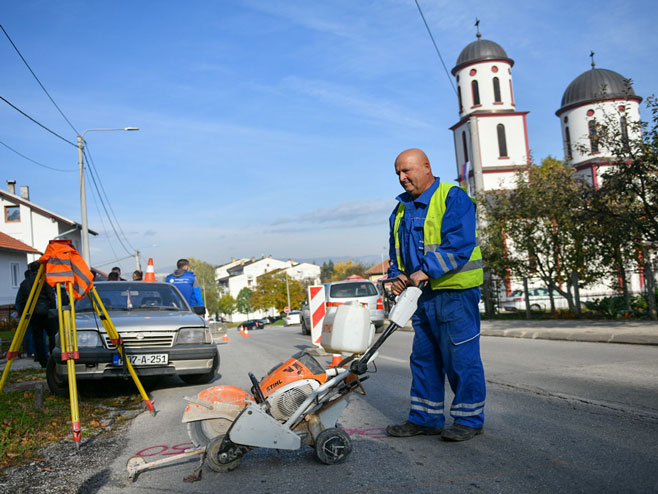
[584,295,647,319]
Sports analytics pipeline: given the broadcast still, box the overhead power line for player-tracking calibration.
[83,144,138,253]
[83,150,135,257]
[413,0,457,95]
[0,95,76,147]
[0,23,80,135]
[0,138,76,172]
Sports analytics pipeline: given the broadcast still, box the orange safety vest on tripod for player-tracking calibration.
[38,241,93,299]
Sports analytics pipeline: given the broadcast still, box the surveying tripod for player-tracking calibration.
[0,249,156,447]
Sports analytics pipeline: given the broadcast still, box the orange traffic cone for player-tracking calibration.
[222,333,229,343]
[243,327,250,338]
[143,258,156,282]
[330,354,342,367]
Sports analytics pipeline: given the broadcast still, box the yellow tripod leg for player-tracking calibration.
[63,283,82,446]
[0,264,45,393]
[89,288,156,415]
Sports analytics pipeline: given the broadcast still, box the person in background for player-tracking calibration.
[132,270,143,281]
[107,272,120,281]
[111,266,124,280]
[15,261,57,368]
[166,259,203,307]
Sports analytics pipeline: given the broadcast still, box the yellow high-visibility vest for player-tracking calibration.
[393,182,483,290]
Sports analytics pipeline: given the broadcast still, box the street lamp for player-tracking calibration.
[77,127,139,265]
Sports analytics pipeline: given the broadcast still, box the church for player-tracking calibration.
[450,31,642,194]
[449,30,644,301]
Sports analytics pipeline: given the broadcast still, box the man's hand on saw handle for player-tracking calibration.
[391,271,429,295]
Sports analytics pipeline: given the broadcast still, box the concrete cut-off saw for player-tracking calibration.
[126,281,421,479]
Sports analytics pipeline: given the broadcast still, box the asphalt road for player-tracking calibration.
[93,325,658,493]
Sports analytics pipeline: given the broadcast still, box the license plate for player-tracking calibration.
[113,354,168,366]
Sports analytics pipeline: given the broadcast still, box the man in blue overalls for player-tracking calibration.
[386,148,486,442]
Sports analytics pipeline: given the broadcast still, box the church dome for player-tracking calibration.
[558,68,640,114]
[452,38,514,74]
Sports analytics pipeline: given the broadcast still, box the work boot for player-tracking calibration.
[386,421,443,437]
[441,424,483,442]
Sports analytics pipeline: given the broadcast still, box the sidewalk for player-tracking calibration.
[400,318,658,345]
[481,319,658,345]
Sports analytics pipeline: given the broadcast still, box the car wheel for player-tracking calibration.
[180,350,219,385]
[530,303,542,311]
[46,356,68,397]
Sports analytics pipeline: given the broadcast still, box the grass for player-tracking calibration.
[0,368,142,470]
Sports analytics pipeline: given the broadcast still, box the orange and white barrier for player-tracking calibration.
[143,258,156,282]
[308,285,326,347]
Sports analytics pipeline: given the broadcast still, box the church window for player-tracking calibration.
[493,77,502,102]
[471,80,480,106]
[588,119,599,153]
[458,86,463,112]
[565,126,572,159]
[462,131,469,163]
[497,124,508,157]
[620,116,629,146]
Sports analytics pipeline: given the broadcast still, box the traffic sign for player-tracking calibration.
[284,307,290,313]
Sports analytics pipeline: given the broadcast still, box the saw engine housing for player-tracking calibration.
[256,351,327,421]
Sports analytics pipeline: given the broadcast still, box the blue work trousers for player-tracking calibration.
[408,287,486,429]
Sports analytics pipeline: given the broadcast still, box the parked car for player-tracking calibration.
[501,287,569,312]
[46,281,219,396]
[240,319,264,330]
[284,311,301,326]
[324,280,386,332]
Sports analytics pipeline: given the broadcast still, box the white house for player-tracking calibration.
[0,180,97,263]
[216,256,294,321]
[283,262,321,285]
[0,232,40,317]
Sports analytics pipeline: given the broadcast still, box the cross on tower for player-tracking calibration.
[590,50,596,68]
[475,18,481,39]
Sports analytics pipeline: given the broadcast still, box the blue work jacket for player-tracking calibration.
[387,178,478,281]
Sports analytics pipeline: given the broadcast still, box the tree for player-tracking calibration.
[236,287,254,318]
[480,157,602,311]
[188,257,219,316]
[583,95,658,317]
[320,260,335,282]
[251,272,305,312]
[217,294,236,318]
[330,259,367,281]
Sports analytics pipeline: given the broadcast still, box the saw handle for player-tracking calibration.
[248,372,266,405]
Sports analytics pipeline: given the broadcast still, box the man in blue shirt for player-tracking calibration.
[166,259,203,308]
[386,148,486,442]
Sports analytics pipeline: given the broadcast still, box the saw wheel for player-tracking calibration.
[187,417,233,448]
[206,435,243,473]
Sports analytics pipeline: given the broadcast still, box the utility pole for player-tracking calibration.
[76,127,139,266]
[286,273,291,310]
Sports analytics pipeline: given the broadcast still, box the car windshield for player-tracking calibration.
[329,282,378,298]
[75,282,188,312]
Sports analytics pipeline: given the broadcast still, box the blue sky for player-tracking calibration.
[2,0,656,274]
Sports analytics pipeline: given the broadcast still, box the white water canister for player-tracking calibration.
[321,302,373,353]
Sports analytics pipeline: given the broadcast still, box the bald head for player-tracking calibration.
[394,148,435,199]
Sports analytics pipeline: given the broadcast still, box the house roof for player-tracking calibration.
[0,189,98,235]
[365,258,389,275]
[0,232,41,254]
